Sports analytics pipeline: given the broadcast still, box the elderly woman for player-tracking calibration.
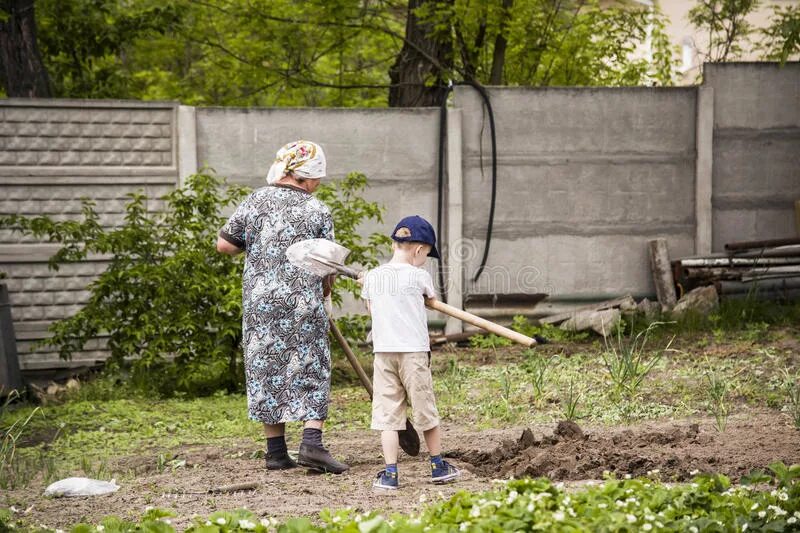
[216,140,348,474]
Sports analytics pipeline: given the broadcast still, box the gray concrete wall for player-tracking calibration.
[704,63,800,250]
[454,86,698,299]
[1,62,797,370]
[0,99,179,370]
[195,107,440,241]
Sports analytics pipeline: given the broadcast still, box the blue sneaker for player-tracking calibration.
[431,460,461,484]
[372,469,399,490]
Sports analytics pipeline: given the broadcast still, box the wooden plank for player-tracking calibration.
[538,295,634,325]
[648,239,677,311]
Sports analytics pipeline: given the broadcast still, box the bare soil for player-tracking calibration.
[5,410,799,530]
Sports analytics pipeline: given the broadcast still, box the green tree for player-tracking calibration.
[26,0,679,106]
[688,0,760,62]
[760,4,800,64]
[35,0,179,98]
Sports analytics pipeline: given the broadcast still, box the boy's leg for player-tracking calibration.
[371,353,405,489]
[381,430,400,465]
[422,425,441,456]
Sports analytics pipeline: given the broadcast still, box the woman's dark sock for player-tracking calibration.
[302,427,324,448]
[267,436,288,455]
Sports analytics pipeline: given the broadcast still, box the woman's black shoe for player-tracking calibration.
[297,443,349,474]
[265,452,298,470]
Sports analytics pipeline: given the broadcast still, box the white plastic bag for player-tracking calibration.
[44,477,120,497]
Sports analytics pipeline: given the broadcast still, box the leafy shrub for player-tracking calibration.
[1,171,387,397]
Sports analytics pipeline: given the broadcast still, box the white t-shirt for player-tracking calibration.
[361,263,436,353]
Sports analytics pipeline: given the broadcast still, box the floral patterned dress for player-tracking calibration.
[220,184,334,424]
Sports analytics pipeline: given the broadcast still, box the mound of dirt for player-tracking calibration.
[449,418,799,482]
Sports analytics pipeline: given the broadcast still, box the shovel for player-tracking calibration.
[287,238,539,347]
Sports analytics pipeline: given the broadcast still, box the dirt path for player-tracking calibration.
[5,410,800,529]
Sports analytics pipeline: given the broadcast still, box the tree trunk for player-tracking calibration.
[0,0,51,97]
[388,0,453,107]
[489,0,514,85]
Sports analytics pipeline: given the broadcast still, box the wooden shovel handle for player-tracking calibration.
[425,298,537,347]
[331,264,536,347]
[329,318,373,397]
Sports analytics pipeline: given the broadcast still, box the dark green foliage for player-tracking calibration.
[0,171,387,396]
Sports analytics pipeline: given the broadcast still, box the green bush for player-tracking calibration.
[1,171,387,397]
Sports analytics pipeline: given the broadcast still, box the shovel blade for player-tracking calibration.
[286,238,351,277]
[399,418,420,457]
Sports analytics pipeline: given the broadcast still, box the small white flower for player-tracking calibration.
[238,519,255,530]
[470,506,481,518]
[689,469,700,476]
[506,490,519,504]
[758,511,766,519]
[624,474,632,480]
[795,511,800,518]
[459,521,470,531]
[419,493,428,503]
[9,507,18,513]
[689,527,698,533]
[645,515,655,522]
[642,524,653,531]
[161,519,172,525]
[656,522,664,529]
[259,518,271,527]
[205,521,212,526]
[56,530,64,533]
[615,500,625,508]
[742,523,748,531]
[626,514,636,524]
[354,515,362,523]
[96,526,105,532]
[598,503,607,509]
[778,491,789,502]
[563,496,571,505]
[553,511,565,522]
[332,516,341,523]
[216,518,227,525]
[568,508,576,518]
[751,503,759,511]
[526,503,534,513]
[691,483,699,489]
[788,517,797,525]
[768,505,787,517]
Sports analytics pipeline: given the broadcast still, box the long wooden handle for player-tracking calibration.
[425,298,537,347]
[329,263,536,347]
[329,318,373,397]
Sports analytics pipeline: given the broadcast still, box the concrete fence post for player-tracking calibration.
[177,105,198,186]
[695,86,714,255]
[445,107,464,335]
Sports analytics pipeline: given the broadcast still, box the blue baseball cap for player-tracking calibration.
[391,215,440,259]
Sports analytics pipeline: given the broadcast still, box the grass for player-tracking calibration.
[1,304,798,491]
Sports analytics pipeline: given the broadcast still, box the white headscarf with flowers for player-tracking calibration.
[266,140,327,185]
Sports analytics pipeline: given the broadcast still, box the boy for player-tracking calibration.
[360,215,461,490]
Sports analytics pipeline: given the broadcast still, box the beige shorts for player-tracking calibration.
[371,351,440,432]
